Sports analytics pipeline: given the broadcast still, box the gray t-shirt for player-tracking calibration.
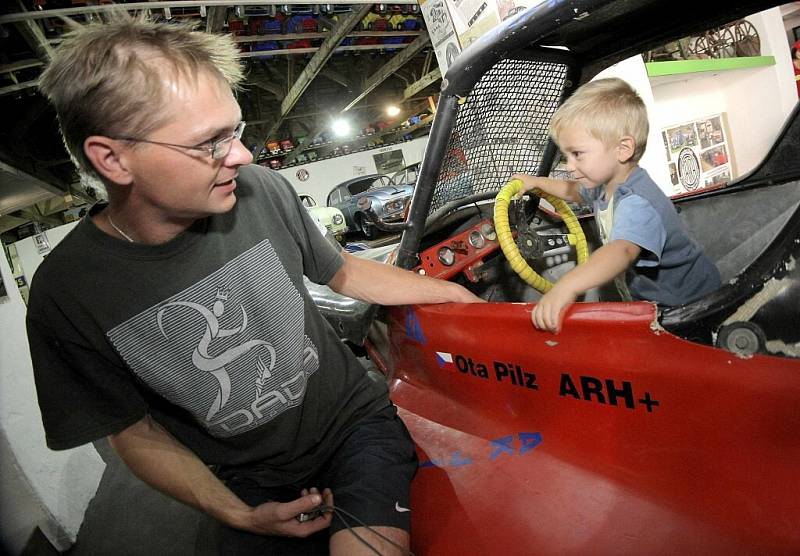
[580,167,721,306]
[27,165,388,485]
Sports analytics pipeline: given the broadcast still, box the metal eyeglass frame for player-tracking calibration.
[112,121,246,160]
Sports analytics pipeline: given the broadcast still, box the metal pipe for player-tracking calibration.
[396,94,459,270]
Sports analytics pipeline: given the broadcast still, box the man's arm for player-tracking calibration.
[532,239,641,333]
[511,174,582,203]
[327,252,484,305]
[108,415,333,536]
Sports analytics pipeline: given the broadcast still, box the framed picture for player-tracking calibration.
[373,149,405,174]
[661,113,734,196]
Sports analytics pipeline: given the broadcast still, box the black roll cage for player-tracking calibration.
[395,0,784,269]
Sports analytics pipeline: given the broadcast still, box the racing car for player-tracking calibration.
[308,0,800,553]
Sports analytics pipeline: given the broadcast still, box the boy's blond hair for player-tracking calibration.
[38,12,244,178]
[550,77,649,162]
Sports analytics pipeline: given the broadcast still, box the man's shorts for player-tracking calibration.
[201,404,417,555]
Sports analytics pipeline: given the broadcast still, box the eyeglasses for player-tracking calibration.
[113,121,246,160]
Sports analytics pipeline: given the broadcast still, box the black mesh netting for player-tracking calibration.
[429,58,569,216]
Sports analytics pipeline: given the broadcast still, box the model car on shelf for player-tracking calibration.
[305,0,800,553]
[299,194,347,245]
[285,14,319,33]
[362,12,391,30]
[389,14,421,30]
[266,140,281,155]
[325,173,413,239]
[259,18,283,34]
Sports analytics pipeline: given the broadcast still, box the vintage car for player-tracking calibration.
[308,0,800,553]
[391,162,421,187]
[326,173,414,239]
[299,194,347,245]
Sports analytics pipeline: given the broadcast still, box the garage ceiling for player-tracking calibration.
[0,0,439,240]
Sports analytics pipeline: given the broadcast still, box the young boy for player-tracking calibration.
[513,77,720,333]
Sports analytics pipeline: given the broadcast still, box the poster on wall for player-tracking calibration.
[421,0,546,73]
[373,149,406,175]
[33,232,51,255]
[446,0,500,49]
[419,0,462,75]
[449,0,546,49]
[662,113,734,196]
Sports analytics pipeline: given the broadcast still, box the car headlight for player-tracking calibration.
[332,214,344,225]
[385,199,406,213]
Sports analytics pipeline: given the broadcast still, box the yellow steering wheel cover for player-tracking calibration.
[494,179,589,293]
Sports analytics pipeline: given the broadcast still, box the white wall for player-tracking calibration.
[597,55,673,195]
[276,136,428,202]
[14,221,80,288]
[649,8,796,179]
[0,238,105,554]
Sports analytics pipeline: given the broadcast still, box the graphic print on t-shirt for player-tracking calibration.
[108,239,319,437]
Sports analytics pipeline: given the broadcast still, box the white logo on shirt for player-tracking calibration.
[109,239,320,438]
[157,288,276,422]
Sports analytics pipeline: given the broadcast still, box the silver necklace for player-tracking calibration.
[107,213,135,243]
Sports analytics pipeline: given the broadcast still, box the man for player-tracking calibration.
[28,14,482,555]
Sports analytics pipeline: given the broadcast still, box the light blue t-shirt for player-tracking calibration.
[580,167,721,306]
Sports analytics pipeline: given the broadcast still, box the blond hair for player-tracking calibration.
[550,77,649,162]
[38,12,244,178]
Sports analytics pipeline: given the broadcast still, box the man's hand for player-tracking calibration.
[447,281,486,304]
[329,252,485,305]
[531,283,577,334]
[245,488,334,537]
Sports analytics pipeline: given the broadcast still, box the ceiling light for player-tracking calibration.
[386,105,401,117]
[332,119,351,137]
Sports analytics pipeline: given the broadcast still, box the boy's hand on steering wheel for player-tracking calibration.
[510,173,540,194]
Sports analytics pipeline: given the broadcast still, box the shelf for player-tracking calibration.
[256,116,433,168]
[259,151,290,159]
[645,56,775,77]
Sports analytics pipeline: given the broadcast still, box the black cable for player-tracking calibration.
[319,504,416,556]
[330,509,382,556]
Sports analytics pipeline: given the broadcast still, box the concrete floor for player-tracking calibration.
[24,439,207,556]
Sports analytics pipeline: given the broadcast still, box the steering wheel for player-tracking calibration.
[494,179,589,293]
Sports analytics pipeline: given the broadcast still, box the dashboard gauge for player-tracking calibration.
[437,246,456,266]
[480,222,497,241]
[468,230,485,249]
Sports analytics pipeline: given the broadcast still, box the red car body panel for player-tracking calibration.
[371,302,800,554]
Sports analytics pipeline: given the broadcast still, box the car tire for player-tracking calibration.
[716,321,766,356]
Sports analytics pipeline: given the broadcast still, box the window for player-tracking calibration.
[349,179,372,195]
